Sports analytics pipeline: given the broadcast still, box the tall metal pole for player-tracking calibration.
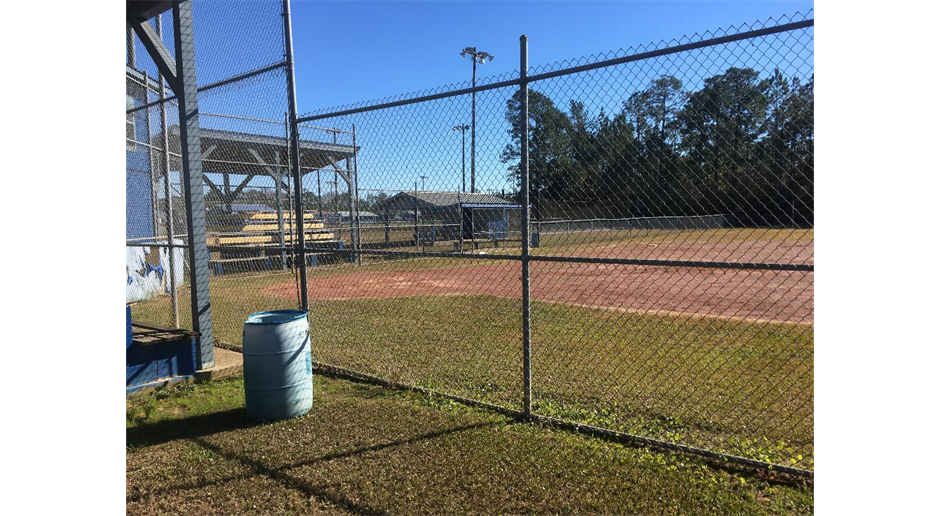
[332,131,338,223]
[317,169,323,218]
[157,15,179,329]
[519,35,532,417]
[457,190,463,251]
[284,111,296,260]
[271,112,287,270]
[275,146,287,270]
[462,129,467,193]
[347,151,356,263]
[453,124,468,193]
[145,82,159,239]
[471,59,477,193]
[353,124,362,266]
[174,0,214,368]
[414,181,419,250]
[283,0,308,310]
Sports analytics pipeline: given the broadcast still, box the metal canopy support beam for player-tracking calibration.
[222,172,232,212]
[229,175,253,200]
[325,153,358,263]
[127,1,175,24]
[127,27,136,68]
[203,176,225,199]
[325,155,352,187]
[204,173,254,210]
[248,148,288,269]
[273,151,287,269]
[173,0,214,369]
[131,17,178,91]
[351,124,361,266]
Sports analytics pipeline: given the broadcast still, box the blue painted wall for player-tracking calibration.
[126,77,154,241]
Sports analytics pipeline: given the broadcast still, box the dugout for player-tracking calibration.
[374,191,522,248]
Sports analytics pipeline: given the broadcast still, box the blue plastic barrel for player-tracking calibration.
[242,310,312,421]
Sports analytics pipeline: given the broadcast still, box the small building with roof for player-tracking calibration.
[374,191,522,245]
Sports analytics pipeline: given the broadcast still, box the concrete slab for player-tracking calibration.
[195,346,243,381]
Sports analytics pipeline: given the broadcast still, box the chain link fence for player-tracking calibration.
[126,0,303,347]
[127,2,813,477]
[296,10,814,476]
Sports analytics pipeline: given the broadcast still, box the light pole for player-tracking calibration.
[460,47,493,193]
[452,124,469,192]
[419,175,428,191]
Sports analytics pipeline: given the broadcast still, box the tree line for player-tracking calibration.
[500,66,814,227]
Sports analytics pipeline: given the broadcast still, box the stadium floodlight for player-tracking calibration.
[460,46,494,193]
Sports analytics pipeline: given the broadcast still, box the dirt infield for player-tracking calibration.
[263,241,813,324]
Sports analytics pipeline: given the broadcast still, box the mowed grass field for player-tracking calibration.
[132,228,813,470]
[127,375,813,515]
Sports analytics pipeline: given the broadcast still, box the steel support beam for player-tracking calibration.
[173,0,214,369]
[229,175,253,201]
[130,17,178,91]
[325,155,352,187]
[126,27,136,68]
[203,176,225,199]
[156,14,179,329]
[248,148,289,269]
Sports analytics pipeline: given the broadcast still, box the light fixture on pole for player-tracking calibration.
[460,46,493,194]
[452,124,469,192]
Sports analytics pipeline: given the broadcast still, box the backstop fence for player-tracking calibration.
[127,1,813,477]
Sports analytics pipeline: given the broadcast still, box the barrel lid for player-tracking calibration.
[245,310,309,325]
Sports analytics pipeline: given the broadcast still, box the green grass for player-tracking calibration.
[134,290,812,470]
[309,296,813,469]
[131,228,813,471]
[535,227,814,252]
[327,226,814,260]
[127,375,812,515]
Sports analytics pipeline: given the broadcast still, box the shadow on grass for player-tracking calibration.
[127,408,255,449]
[128,419,496,515]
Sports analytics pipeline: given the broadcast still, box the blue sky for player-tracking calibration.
[133,1,814,200]
[286,1,814,196]
[291,0,814,114]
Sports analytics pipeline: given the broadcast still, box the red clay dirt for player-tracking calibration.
[262,241,814,324]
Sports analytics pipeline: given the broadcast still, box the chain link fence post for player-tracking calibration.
[519,35,532,417]
[282,0,308,310]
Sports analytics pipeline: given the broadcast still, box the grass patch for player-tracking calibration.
[130,228,813,471]
[537,227,814,252]
[137,290,812,470]
[308,295,813,470]
[127,375,812,515]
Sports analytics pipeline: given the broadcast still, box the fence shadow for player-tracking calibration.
[126,407,255,449]
[128,420,497,515]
